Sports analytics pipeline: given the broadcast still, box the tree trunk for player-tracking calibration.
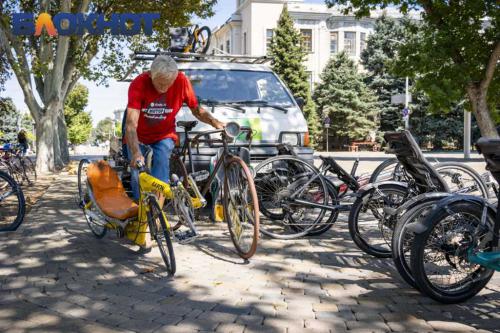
[58,111,70,164]
[35,112,56,173]
[467,85,499,138]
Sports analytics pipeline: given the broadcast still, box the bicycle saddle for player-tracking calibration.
[177,121,198,131]
[87,161,138,220]
[477,138,500,182]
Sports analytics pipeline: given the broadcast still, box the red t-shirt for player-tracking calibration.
[127,71,198,144]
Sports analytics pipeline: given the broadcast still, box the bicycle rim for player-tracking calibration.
[0,170,25,231]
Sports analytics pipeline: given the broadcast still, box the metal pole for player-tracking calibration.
[326,128,329,152]
[464,111,471,159]
[405,76,409,129]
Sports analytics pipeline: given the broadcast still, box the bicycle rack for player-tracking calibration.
[119,50,271,82]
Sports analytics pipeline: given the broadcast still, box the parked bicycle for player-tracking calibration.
[0,143,37,185]
[169,25,211,54]
[409,137,499,303]
[0,169,26,232]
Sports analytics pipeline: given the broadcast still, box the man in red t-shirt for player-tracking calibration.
[126,55,224,203]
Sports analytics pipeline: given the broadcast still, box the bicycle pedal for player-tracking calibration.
[174,231,199,244]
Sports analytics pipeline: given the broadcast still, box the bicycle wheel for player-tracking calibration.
[254,155,328,239]
[392,195,450,288]
[193,26,211,54]
[370,158,404,183]
[224,156,259,259]
[411,201,495,303]
[0,170,26,231]
[147,197,176,275]
[168,155,190,231]
[348,183,409,258]
[435,162,489,198]
[78,159,107,238]
[20,157,36,184]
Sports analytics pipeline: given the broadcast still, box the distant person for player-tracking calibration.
[17,130,28,156]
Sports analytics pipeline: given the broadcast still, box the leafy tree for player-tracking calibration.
[268,5,322,144]
[314,52,380,147]
[64,83,93,144]
[95,117,115,143]
[361,15,407,132]
[325,0,499,138]
[0,1,217,172]
[0,97,19,142]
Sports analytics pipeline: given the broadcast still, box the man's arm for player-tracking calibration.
[191,105,225,129]
[125,107,144,167]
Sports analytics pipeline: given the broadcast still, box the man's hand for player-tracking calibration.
[191,106,225,130]
[214,120,226,130]
[131,153,145,169]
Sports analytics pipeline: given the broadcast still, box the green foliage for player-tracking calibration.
[0,97,19,142]
[64,83,93,145]
[314,52,380,145]
[361,15,407,132]
[326,0,500,133]
[268,5,322,145]
[95,118,115,143]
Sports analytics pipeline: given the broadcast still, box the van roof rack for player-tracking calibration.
[118,50,271,82]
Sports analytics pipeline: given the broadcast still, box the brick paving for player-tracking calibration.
[0,172,498,333]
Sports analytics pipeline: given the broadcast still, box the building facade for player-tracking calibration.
[210,0,414,87]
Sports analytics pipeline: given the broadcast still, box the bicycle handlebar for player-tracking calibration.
[190,126,254,148]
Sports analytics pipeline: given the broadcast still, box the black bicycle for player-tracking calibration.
[0,170,26,232]
[409,137,499,303]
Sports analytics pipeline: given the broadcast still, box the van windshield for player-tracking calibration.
[182,69,295,107]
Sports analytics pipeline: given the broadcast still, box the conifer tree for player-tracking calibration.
[314,52,379,146]
[268,5,322,146]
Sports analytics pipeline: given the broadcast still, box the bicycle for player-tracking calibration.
[78,159,177,275]
[409,137,499,303]
[0,144,37,185]
[0,169,26,232]
[169,25,211,54]
[169,121,260,259]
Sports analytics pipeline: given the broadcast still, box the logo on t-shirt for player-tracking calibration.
[143,95,173,122]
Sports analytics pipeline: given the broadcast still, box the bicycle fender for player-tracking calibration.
[408,195,496,235]
[357,181,408,200]
[394,192,452,217]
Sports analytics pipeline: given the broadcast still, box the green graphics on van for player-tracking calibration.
[236,118,262,141]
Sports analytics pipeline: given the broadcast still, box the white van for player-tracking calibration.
[175,61,314,170]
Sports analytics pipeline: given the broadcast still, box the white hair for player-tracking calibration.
[150,55,178,80]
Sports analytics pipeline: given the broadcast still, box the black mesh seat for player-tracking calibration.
[177,121,198,132]
[384,130,449,193]
[477,138,500,183]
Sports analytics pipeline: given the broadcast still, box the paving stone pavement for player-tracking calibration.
[0,173,499,333]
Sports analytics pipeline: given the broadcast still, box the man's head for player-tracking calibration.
[150,55,178,93]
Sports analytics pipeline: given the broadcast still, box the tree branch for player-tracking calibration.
[50,0,71,102]
[480,41,500,92]
[0,24,42,121]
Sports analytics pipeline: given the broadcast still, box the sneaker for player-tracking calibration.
[137,236,153,254]
[174,230,199,244]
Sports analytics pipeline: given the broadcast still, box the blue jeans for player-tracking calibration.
[128,138,175,200]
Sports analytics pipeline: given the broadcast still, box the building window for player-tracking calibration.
[220,44,223,52]
[330,32,338,54]
[266,29,273,52]
[300,29,312,52]
[226,40,230,53]
[243,32,247,54]
[344,31,356,56]
[360,32,367,53]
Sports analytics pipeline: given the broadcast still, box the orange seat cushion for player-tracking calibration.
[87,161,138,220]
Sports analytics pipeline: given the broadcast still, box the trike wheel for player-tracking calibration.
[148,198,176,275]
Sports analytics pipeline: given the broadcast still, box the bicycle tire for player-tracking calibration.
[434,162,489,198]
[411,201,495,303]
[148,197,176,275]
[0,170,26,232]
[348,183,409,258]
[391,195,451,288]
[369,158,402,183]
[224,156,259,259]
[78,159,107,239]
[169,155,190,231]
[254,155,328,239]
[193,26,211,54]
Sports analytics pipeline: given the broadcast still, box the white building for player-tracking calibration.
[211,0,417,87]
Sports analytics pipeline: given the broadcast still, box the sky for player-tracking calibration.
[0,0,327,125]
